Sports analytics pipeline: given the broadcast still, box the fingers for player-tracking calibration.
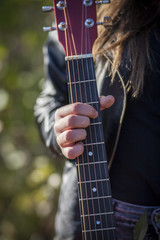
[99,95,115,111]
[55,102,98,120]
[54,96,115,159]
[61,142,84,159]
[54,115,90,133]
[57,129,87,147]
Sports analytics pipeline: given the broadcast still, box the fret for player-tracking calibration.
[77,178,111,199]
[68,81,99,104]
[66,58,96,82]
[81,211,114,217]
[67,79,96,84]
[78,178,109,183]
[83,142,104,146]
[83,230,116,240]
[76,161,107,166]
[83,227,116,233]
[90,116,102,124]
[80,196,111,201]
[90,121,102,126]
[86,101,99,105]
[79,197,113,215]
[84,125,104,144]
[78,144,107,165]
[81,214,115,233]
[77,161,109,182]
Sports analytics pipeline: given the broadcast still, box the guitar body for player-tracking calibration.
[53,1,116,239]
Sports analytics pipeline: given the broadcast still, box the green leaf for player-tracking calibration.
[134,210,148,240]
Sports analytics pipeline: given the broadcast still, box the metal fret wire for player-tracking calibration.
[64,5,92,240]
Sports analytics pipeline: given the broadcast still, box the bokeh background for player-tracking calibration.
[0,0,64,239]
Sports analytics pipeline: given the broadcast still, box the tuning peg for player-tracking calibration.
[43,26,57,32]
[97,16,112,27]
[42,6,54,12]
[96,0,110,4]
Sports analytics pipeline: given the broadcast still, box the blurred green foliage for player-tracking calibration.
[0,0,64,239]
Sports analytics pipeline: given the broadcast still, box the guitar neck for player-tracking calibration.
[65,54,116,240]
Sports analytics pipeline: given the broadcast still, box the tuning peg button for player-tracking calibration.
[96,0,110,4]
[43,26,57,32]
[97,16,112,27]
[42,6,54,12]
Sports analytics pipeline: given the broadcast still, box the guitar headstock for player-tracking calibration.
[43,1,112,56]
[52,0,97,57]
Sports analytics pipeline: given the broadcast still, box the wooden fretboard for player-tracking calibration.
[66,55,116,240]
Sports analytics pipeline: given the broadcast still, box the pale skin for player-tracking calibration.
[54,95,115,159]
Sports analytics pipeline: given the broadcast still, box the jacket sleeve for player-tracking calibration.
[34,32,68,156]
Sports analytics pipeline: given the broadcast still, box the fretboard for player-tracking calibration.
[66,55,116,240]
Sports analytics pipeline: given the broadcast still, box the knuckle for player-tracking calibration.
[54,123,58,133]
[72,102,81,114]
[81,129,87,139]
[64,143,84,159]
[56,135,61,146]
[61,148,69,159]
[90,106,96,115]
[67,115,76,127]
[64,130,73,142]
[67,148,75,159]
[83,117,90,127]
[55,108,60,119]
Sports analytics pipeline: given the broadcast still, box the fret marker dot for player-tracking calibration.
[96,220,101,225]
[92,187,97,192]
[88,151,93,156]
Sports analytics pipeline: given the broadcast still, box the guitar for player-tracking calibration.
[43,1,116,239]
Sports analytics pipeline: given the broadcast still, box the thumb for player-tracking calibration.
[99,95,115,111]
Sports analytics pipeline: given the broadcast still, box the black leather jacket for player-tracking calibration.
[34,31,128,239]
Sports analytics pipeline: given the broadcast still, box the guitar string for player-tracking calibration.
[83,59,105,240]
[83,5,105,239]
[87,6,116,237]
[81,31,104,239]
[83,45,105,240]
[86,61,110,239]
[66,11,94,240]
[69,46,93,239]
[85,5,116,238]
[90,57,116,239]
[62,4,88,239]
[63,4,91,240]
[63,2,112,239]
[80,4,101,239]
[86,20,112,235]
[79,59,98,239]
[66,4,99,238]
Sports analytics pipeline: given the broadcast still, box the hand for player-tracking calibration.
[54,95,114,159]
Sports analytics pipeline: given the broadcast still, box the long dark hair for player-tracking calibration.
[93,0,160,97]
